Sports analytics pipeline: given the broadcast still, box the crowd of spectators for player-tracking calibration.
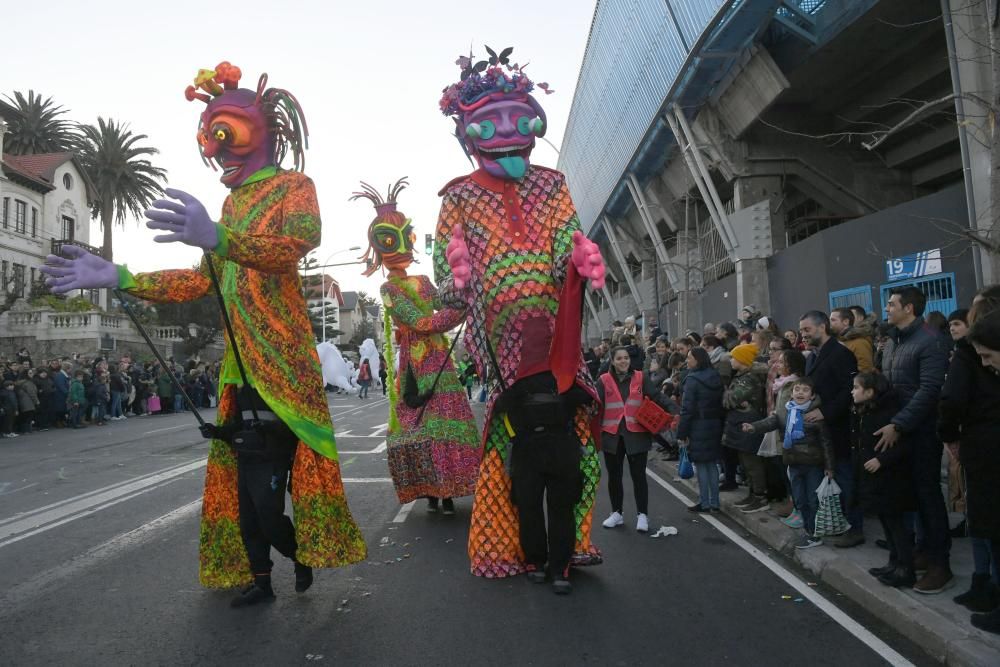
[584,291,1000,635]
[0,348,218,436]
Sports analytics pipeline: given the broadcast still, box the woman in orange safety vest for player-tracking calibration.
[596,346,676,533]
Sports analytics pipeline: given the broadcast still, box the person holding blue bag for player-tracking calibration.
[676,347,725,513]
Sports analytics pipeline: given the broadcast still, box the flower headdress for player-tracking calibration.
[438,46,553,117]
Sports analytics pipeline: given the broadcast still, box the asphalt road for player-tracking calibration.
[0,390,934,666]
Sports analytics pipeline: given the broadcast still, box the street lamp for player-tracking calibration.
[316,246,361,343]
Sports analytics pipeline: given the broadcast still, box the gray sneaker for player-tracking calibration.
[739,496,770,514]
[794,535,823,550]
[733,493,756,508]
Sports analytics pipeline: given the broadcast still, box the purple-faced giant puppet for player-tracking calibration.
[41,62,366,605]
[432,47,607,590]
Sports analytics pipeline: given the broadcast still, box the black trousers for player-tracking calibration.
[510,431,582,577]
[605,444,648,515]
[237,453,298,574]
[723,446,739,485]
[879,512,913,570]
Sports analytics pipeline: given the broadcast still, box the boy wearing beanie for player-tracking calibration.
[722,343,770,513]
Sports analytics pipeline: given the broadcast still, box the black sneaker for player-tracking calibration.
[525,564,546,584]
[294,562,313,593]
[441,498,455,515]
[733,493,756,508]
[426,497,439,513]
[878,567,917,588]
[868,562,897,578]
[230,583,275,608]
[687,503,709,513]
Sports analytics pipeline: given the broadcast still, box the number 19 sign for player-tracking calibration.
[885,249,942,282]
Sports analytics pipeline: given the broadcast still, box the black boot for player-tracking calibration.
[971,606,1000,635]
[552,566,571,595]
[294,561,314,593]
[878,566,916,588]
[868,561,897,578]
[230,575,275,608]
[954,573,999,613]
[441,498,455,516]
[426,497,439,513]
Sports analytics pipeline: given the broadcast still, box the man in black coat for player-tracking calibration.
[879,286,951,594]
[800,311,860,544]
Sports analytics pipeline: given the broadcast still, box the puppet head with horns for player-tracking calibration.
[186,61,309,189]
[352,178,416,276]
[439,46,552,181]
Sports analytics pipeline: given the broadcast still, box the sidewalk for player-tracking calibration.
[648,456,1000,667]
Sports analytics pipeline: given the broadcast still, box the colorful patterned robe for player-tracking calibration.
[433,166,602,578]
[120,169,367,588]
[380,274,481,503]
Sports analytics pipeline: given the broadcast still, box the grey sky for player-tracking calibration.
[5,0,595,296]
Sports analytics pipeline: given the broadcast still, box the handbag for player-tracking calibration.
[147,395,161,413]
[757,430,781,457]
[678,447,694,479]
[813,476,851,537]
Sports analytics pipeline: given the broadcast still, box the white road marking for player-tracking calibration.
[330,398,388,419]
[143,424,189,435]
[646,468,914,667]
[0,482,39,497]
[0,499,202,617]
[368,423,388,436]
[337,430,353,437]
[342,478,393,483]
[0,458,206,549]
[392,501,416,523]
[339,440,387,455]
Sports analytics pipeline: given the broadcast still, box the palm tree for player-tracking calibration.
[74,117,167,262]
[2,90,75,154]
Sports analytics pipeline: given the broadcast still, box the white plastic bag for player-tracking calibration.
[757,430,781,457]
[814,476,850,537]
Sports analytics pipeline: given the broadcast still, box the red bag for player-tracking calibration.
[636,396,672,433]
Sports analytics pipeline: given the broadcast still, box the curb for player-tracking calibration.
[649,457,1000,666]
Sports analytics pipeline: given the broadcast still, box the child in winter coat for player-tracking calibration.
[850,372,914,588]
[744,377,834,548]
[723,343,769,512]
[67,371,86,429]
[1,379,19,437]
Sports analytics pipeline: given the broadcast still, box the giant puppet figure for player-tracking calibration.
[352,178,481,514]
[434,47,607,586]
[41,62,367,604]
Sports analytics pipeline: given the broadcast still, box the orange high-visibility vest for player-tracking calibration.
[600,371,645,434]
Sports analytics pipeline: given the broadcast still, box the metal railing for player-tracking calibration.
[50,238,102,257]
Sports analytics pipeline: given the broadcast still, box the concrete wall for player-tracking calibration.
[766,184,976,328]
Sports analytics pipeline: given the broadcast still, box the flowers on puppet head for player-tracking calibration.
[439,47,552,181]
[185,61,309,189]
[351,178,416,276]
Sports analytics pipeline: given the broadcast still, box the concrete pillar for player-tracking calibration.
[735,258,770,316]
[673,228,703,334]
[734,175,785,251]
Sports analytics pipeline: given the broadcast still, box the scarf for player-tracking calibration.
[708,346,725,365]
[772,373,799,396]
[783,398,812,449]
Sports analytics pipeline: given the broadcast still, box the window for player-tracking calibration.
[31,208,38,237]
[15,200,26,234]
[1,260,7,293]
[62,215,75,240]
[2,198,8,228]
[63,173,73,190]
[30,267,36,293]
[12,264,25,298]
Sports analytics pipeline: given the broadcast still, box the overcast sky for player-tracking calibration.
[5,0,595,297]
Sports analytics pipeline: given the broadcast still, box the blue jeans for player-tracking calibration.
[174,393,184,412]
[110,391,123,418]
[695,462,720,509]
[834,458,864,533]
[788,464,825,536]
[972,537,999,583]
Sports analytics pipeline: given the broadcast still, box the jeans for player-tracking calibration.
[788,464,825,536]
[972,537,999,583]
[110,391,123,419]
[94,401,106,424]
[174,393,184,412]
[358,381,370,398]
[68,404,83,427]
[695,462,720,509]
[834,458,864,533]
[911,434,951,566]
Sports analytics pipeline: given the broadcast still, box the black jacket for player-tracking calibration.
[881,317,948,434]
[805,336,858,460]
[676,368,724,463]
[850,392,914,514]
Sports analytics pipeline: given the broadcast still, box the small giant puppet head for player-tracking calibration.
[352,178,416,276]
[185,61,308,189]
[439,46,553,181]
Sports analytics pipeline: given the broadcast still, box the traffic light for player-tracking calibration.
[425,233,433,255]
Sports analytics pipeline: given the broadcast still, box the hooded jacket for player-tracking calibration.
[676,367,725,463]
[838,326,874,374]
[722,362,768,452]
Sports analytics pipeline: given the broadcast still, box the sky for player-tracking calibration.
[4,0,596,298]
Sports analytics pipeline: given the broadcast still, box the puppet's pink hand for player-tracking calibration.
[446,224,472,290]
[571,231,605,289]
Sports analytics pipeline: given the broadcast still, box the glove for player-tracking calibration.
[39,245,119,293]
[199,423,219,440]
[571,231,606,289]
[145,188,219,250]
[445,224,472,290]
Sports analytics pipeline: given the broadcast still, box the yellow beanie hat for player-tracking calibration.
[731,343,759,367]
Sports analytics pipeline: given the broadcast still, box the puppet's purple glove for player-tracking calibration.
[40,245,119,293]
[145,188,219,250]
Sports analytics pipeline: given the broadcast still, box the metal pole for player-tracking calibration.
[321,276,326,343]
[113,289,206,426]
